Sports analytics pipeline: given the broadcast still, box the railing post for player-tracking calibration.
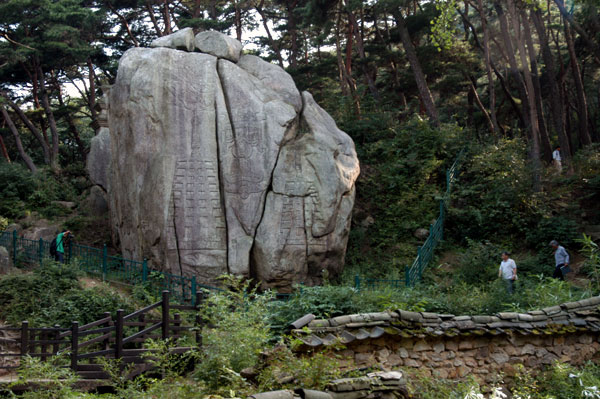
[417,246,422,283]
[195,291,203,346]
[191,276,197,306]
[102,312,111,350]
[70,321,79,371]
[52,324,61,356]
[68,241,73,264]
[446,169,450,193]
[38,238,44,266]
[161,290,170,340]
[354,274,360,291]
[12,230,17,266]
[142,258,148,283]
[102,244,108,281]
[115,309,124,360]
[405,267,410,287]
[20,321,29,356]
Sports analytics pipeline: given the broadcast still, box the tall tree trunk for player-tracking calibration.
[468,76,495,135]
[286,0,299,68]
[476,0,499,136]
[56,85,87,162]
[335,5,360,115]
[553,0,600,65]
[506,0,542,191]
[495,2,531,134]
[37,66,60,169]
[108,4,140,46]
[0,134,9,162]
[146,1,164,37]
[394,11,440,126]
[1,107,37,173]
[1,93,50,164]
[564,18,592,147]
[87,58,98,126]
[234,1,242,41]
[347,9,380,102]
[162,0,172,34]
[256,0,285,68]
[522,10,553,163]
[532,8,571,163]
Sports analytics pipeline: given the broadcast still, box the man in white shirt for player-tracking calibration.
[552,146,562,173]
[499,251,517,294]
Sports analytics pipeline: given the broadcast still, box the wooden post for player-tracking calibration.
[173,313,180,340]
[102,244,108,281]
[103,312,111,350]
[52,324,61,356]
[115,310,124,359]
[20,321,29,356]
[40,329,48,362]
[71,322,79,371]
[161,290,170,340]
[38,238,44,266]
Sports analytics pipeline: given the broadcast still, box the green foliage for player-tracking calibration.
[455,239,502,285]
[257,344,344,391]
[8,355,79,399]
[0,261,133,326]
[578,234,600,291]
[194,276,274,392]
[343,116,466,279]
[0,162,78,220]
[448,139,542,242]
[526,216,579,250]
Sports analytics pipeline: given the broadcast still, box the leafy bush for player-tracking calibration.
[455,239,502,285]
[194,276,274,392]
[526,216,579,250]
[448,138,542,242]
[0,261,133,326]
[0,161,36,218]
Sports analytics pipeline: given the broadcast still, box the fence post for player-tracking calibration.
[142,258,148,283]
[440,201,445,241]
[12,230,17,266]
[354,274,360,291]
[161,290,170,340]
[405,267,410,287]
[70,321,79,371]
[446,169,450,193]
[52,324,61,356]
[195,291,203,346]
[417,246,422,283]
[68,241,73,264]
[38,238,44,266]
[191,276,197,306]
[20,321,29,356]
[102,244,108,281]
[103,312,111,350]
[115,309,124,360]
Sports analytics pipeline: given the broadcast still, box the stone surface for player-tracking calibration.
[0,246,11,272]
[83,186,109,216]
[99,44,359,288]
[195,31,243,62]
[413,228,429,240]
[87,128,111,190]
[150,28,195,51]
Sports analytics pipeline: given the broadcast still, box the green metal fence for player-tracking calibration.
[1,230,205,305]
[355,148,465,290]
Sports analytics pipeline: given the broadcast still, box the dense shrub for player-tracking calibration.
[194,277,274,392]
[0,162,78,220]
[0,261,133,326]
[525,216,579,250]
[455,239,502,285]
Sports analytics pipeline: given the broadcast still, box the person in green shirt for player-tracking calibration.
[54,230,71,263]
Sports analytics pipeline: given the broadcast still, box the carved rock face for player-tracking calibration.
[97,32,359,289]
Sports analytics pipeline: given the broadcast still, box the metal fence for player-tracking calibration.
[355,148,465,290]
[0,230,207,305]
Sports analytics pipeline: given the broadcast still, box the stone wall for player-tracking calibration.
[291,297,600,382]
[249,371,407,399]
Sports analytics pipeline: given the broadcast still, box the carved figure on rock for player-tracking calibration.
[89,30,360,289]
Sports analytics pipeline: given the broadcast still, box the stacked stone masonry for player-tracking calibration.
[291,297,600,382]
[249,371,408,399]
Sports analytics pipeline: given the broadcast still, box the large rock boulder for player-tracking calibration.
[95,32,359,288]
